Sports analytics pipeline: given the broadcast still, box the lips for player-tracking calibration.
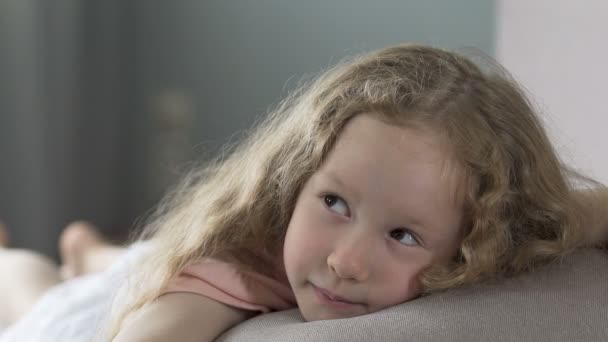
[312,284,359,304]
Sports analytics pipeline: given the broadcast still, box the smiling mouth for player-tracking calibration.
[311,284,360,306]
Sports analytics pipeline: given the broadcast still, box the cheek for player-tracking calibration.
[386,271,422,304]
[284,226,315,272]
[370,257,429,310]
[283,209,327,280]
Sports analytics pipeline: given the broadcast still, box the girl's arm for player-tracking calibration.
[113,292,255,342]
[574,187,608,246]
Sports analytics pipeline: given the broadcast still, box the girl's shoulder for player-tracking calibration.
[163,257,296,313]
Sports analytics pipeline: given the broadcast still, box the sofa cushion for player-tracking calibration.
[218,248,608,342]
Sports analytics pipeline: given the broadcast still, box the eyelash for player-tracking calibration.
[323,194,350,217]
[389,228,420,246]
[321,194,420,247]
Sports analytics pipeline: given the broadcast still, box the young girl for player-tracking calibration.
[1,44,608,341]
[107,43,608,341]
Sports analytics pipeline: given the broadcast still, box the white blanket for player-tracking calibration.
[0,243,149,342]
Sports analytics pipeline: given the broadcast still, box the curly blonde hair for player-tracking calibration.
[107,44,603,338]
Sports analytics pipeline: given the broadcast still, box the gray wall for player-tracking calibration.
[137,0,495,149]
[0,0,494,258]
[0,0,135,256]
[1,1,86,255]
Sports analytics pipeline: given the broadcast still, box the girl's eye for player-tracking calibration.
[390,228,419,246]
[323,194,350,216]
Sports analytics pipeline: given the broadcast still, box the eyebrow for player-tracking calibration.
[321,170,347,188]
[317,170,360,201]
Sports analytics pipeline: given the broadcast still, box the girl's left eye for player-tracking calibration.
[323,194,350,217]
[390,228,419,246]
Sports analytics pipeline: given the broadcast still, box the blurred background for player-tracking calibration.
[1,0,606,259]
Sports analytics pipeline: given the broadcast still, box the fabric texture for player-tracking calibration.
[164,258,296,312]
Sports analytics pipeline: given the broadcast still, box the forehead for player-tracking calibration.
[316,114,463,240]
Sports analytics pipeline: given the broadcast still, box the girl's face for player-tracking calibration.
[283,114,464,321]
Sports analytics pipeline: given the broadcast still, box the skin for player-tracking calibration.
[283,114,464,321]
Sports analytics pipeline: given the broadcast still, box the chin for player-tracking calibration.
[301,308,366,322]
[299,311,316,322]
[300,311,331,322]
[299,306,335,322]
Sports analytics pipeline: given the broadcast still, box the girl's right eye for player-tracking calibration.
[323,194,350,217]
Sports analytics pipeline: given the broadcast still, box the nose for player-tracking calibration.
[327,233,371,282]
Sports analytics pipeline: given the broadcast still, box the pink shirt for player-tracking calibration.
[163,258,297,313]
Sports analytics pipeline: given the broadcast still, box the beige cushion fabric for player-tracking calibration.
[219,248,608,342]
